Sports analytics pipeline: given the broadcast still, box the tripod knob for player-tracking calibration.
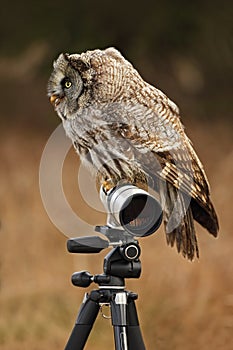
[71,271,93,288]
[120,243,141,261]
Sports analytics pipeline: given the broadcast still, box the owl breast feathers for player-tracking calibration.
[47,47,219,260]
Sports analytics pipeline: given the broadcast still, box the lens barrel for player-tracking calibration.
[101,184,163,237]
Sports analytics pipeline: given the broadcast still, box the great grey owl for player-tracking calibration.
[47,47,219,260]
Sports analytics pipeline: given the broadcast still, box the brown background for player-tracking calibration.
[0,1,232,349]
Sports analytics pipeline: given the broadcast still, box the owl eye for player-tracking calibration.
[61,78,72,89]
[64,80,72,89]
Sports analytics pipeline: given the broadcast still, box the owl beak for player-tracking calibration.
[50,95,61,107]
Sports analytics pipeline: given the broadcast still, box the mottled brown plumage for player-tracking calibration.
[47,47,219,260]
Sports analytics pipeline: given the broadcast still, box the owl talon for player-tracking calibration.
[102,180,115,194]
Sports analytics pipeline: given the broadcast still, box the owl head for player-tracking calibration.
[47,47,135,120]
[47,53,86,120]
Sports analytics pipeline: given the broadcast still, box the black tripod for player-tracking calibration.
[64,226,147,350]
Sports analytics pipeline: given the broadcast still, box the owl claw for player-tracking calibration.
[102,180,115,194]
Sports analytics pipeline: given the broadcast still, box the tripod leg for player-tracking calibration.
[65,293,100,350]
[110,292,128,350]
[110,292,146,350]
[126,297,146,350]
[113,326,128,350]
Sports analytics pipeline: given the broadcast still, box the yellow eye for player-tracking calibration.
[65,80,72,89]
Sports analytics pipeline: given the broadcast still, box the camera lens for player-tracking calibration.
[102,184,163,237]
[119,193,162,236]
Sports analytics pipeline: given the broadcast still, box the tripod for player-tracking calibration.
[64,226,147,350]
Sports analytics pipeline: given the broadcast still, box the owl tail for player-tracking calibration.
[159,181,199,260]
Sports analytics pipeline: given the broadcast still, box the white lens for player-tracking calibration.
[102,185,163,237]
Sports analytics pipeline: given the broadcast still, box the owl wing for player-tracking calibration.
[114,103,219,240]
[155,146,218,236]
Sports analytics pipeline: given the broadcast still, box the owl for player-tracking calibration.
[47,47,219,260]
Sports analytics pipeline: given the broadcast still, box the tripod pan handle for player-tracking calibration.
[67,236,109,254]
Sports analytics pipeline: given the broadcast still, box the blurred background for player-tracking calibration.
[0,0,232,349]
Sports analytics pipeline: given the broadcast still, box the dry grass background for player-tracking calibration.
[0,119,232,350]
